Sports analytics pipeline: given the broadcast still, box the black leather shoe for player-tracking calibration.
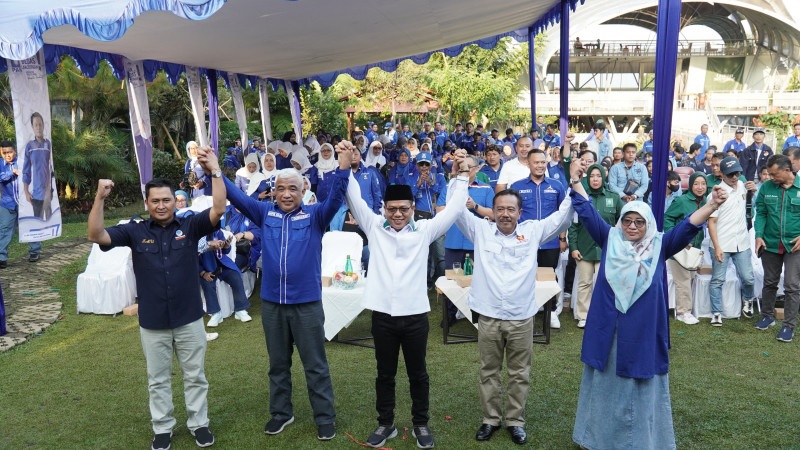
[475,423,500,441]
[507,426,527,445]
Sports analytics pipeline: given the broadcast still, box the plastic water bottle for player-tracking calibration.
[464,253,473,276]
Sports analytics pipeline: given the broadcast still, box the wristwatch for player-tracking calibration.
[569,178,581,186]
[211,169,223,178]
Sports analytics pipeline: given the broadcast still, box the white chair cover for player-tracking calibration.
[76,244,137,314]
[321,231,363,277]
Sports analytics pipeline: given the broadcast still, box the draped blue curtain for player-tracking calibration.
[207,69,219,155]
[651,0,682,230]
[528,26,536,127]
[558,0,570,145]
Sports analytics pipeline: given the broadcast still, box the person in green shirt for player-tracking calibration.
[664,172,708,325]
[568,164,623,328]
[754,154,800,342]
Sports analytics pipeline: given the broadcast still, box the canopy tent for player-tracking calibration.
[0,0,685,229]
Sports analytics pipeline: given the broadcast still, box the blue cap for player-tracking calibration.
[416,152,433,165]
[384,122,393,129]
[720,156,743,175]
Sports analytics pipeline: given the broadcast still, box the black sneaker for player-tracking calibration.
[191,426,215,447]
[0,260,7,269]
[366,424,397,448]
[264,416,294,435]
[28,253,39,263]
[151,432,172,450]
[412,425,435,449]
[317,423,336,440]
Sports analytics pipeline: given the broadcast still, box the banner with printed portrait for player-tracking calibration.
[7,50,62,242]
[284,80,303,141]
[124,58,153,199]
[258,78,273,141]
[227,73,248,147]
[186,66,209,147]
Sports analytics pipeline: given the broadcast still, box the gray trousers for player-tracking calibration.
[139,318,209,434]
[261,300,336,425]
[761,250,800,329]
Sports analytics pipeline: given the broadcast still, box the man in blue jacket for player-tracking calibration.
[223,146,354,442]
[0,141,42,267]
[198,229,252,327]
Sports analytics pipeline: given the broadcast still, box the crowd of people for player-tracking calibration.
[85,117,800,449]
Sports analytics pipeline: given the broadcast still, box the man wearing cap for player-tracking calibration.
[707,156,757,326]
[723,128,747,155]
[383,122,397,144]
[342,142,470,449]
[754,154,800,342]
[411,152,448,287]
[740,128,774,181]
[694,124,711,160]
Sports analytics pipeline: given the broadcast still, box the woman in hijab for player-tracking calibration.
[354,135,368,156]
[364,141,387,169]
[664,172,707,325]
[282,131,297,145]
[275,141,294,170]
[570,177,728,450]
[304,135,322,165]
[314,143,338,203]
[182,140,210,198]
[388,148,416,186]
[235,153,260,193]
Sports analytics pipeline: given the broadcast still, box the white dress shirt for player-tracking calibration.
[710,180,750,252]
[346,174,469,316]
[454,196,574,320]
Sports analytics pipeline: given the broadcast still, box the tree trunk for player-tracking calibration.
[162,123,182,159]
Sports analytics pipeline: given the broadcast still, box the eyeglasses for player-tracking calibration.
[621,218,647,228]
[724,171,741,178]
[385,206,412,214]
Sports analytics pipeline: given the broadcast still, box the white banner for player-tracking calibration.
[227,73,248,146]
[7,50,62,242]
[284,80,303,141]
[258,78,273,141]
[124,59,153,200]
[186,66,209,147]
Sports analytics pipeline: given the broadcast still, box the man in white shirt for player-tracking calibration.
[707,156,757,326]
[456,158,587,445]
[341,142,470,450]
[495,137,533,193]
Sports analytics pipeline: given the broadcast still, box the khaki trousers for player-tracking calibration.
[667,259,695,315]
[576,260,600,320]
[477,315,533,427]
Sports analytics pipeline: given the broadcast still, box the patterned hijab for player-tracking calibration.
[604,201,663,313]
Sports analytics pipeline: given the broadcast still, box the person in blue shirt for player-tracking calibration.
[783,123,800,151]
[693,124,711,160]
[433,122,448,150]
[198,228,252,327]
[642,130,654,154]
[400,124,413,140]
[464,132,486,155]
[443,156,494,325]
[608,143,650,203]
[365,122,380,146]
[723,128,747,154]
[740,128,774,181]
[349,149,384,214]
[383,122,398,144]
[502,128,517,147]
[222,148,355,442]
[543,124,561,149]
[0,141,42,267]
[410,152,449,286]
[388,148,417,187]
[22,112,55,221]
[510,149,568,327]
[479,145,504,189]
[183,140,212,199]
[450,122,465,146]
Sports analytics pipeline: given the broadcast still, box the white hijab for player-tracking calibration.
[364,141,386,168]
[186,140,198,163]
[236,153,260,179]
[304,135,321,156]
[315,143,338,176]
[267,140,281,154]
[261,153,278,179]
[277,141,293,157]
[291,151,313,174]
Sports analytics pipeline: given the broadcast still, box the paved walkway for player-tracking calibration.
[0,238,91,351]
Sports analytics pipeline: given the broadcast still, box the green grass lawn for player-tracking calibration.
[2,208,800,449]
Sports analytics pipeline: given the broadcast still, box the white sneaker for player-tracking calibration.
[550,314,561,329]
[235,310,252,322]
[207,312,224,327]
[677,312,700,325]
[577,319,586,329]
[710,313,723,327]
[206,332,219,342]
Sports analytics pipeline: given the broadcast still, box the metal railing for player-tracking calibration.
[556,39,758,58]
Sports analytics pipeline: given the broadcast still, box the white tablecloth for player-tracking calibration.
[322,282,366,340]
[435,277,562,329]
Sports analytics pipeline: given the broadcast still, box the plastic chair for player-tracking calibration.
[77,244,137,315]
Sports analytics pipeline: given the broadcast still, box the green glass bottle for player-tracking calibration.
[344,254,354,276]
[464,253,473,276]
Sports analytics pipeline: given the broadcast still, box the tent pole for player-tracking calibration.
[207,69,219,155]
[559,0,570,146]
[528,26,536,129]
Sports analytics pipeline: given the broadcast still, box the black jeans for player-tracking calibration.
[372,311,430,426]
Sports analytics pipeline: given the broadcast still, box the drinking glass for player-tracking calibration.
[452,262,462,275]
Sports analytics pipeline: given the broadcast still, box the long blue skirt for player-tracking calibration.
[572,333,676,450]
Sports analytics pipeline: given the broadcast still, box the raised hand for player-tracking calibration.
[335,140,356,170]
[196,146,220,174]
[710,185,728,207]
[95,179,114,200]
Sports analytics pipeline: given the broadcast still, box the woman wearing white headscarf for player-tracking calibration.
[354,135,367,155]
[304,135,321,157]
[182,140,210,198]
[235,153,260,193]
[266,140,281,155]
[314,143,338,203]
[364,141,386,168]
[276,141,294,170]
[570,181,728,450]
